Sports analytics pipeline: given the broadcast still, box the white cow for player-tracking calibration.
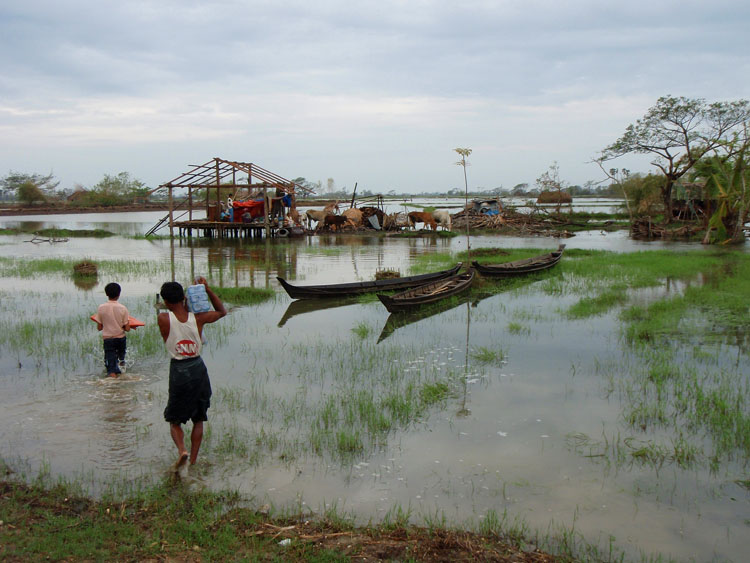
[433,210,452,231]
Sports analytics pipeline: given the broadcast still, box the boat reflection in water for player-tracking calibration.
[377,291,493,344]
[277,297,361,327]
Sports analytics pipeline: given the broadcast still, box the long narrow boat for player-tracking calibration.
[377,269,476,313]
[277,263,462,299]
[471,244,565,277]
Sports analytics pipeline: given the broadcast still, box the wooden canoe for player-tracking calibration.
[377,269,476,313]
[471,244,565,277]
[277,263,462,299]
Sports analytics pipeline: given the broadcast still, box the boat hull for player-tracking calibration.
[472,244,565,277]
[377,269,476,313]
[277,263,462,299]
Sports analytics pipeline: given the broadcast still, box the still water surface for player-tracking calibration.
[0,209,747,561]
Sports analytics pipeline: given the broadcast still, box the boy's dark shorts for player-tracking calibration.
[164,356,212,424]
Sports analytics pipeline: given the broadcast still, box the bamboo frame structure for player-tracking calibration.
[147,157,314,238]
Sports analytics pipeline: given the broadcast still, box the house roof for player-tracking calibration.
[149,157,314,196]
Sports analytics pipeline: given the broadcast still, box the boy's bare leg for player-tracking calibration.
[189,422,204,465]
[170,423,189,467]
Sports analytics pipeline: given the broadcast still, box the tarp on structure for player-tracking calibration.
[233,200,265,220]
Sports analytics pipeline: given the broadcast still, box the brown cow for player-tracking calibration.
[324,214,348,231]
[342,208,363,228]
[407,211,437,231]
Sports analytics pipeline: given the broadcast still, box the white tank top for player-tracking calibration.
[164,311,202,360]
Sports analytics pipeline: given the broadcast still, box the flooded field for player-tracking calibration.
[1,211,748,561]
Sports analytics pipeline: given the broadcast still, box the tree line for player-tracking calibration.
[0,171,153,207]
[3,95,749,243]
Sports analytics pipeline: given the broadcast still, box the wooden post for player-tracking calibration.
[188,187,193,221]
[215,158,221,213]
[263,186,270,239]
[168,184,174,238]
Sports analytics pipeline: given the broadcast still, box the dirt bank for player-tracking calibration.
[0,204,169,216]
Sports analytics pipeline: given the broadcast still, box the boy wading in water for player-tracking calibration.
[158,278,226,471]
[95,282,130,378]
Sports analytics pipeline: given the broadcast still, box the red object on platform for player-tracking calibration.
[231,200,265,221]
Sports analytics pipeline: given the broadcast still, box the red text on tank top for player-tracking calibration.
[176,340,199,357]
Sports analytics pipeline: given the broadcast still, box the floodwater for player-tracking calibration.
[0,207,748,562]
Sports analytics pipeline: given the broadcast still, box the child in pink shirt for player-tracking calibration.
[95,282,130,378]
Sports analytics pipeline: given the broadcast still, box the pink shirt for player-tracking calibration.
[96,300,130,339]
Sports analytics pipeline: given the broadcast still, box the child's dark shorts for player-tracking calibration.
[164,356,212,424]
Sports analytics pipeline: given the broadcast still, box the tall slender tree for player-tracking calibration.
[454,148,472,264]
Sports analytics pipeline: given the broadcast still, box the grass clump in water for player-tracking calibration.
[420,381,451,406]
[0,227,115,238]
[212,286,274,306]
[471,346,507,364]
[351,322,371,339]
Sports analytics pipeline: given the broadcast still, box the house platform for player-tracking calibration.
[173,220,297,239]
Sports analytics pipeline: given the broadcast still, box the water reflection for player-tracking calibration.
[278,297,361,327]
[456,302,472,418]
[73,275,99,291]
[377,291,494,343]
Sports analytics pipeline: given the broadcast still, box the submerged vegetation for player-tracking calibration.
[212,286,275,306]
[0,227,116,238]
[1,244,749,561]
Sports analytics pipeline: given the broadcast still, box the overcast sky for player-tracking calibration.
[1,1,749,194]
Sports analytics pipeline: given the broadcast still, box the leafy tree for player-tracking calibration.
[93,172,145,197]
[598,95,750,221]
[88,172,147,206]
[1,171,59,200]
[691,138,750,243]
[17,180,48,205]
[617,173,664,217]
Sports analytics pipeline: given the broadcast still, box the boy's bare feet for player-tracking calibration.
[108,372,118,378]
[175,452,189,470]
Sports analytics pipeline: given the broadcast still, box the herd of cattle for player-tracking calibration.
[297,202,453,233]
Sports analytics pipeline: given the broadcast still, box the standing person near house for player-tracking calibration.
[94,282,130,378]
[157,277,226,471]
[226,196,234,222]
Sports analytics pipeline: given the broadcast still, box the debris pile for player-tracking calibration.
[631,217,703,240]
[452,209,575,237]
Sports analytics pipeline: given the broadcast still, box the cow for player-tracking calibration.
[342,208,363,228]
[384,212,409,230]
[324,200,340,214]
[432,209,452,231]
[305,209,328,230]
[323,214,348,231]
[407,211,437,231]
[306,201,342,231]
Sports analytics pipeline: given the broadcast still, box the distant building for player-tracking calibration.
[66,189,89,203]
